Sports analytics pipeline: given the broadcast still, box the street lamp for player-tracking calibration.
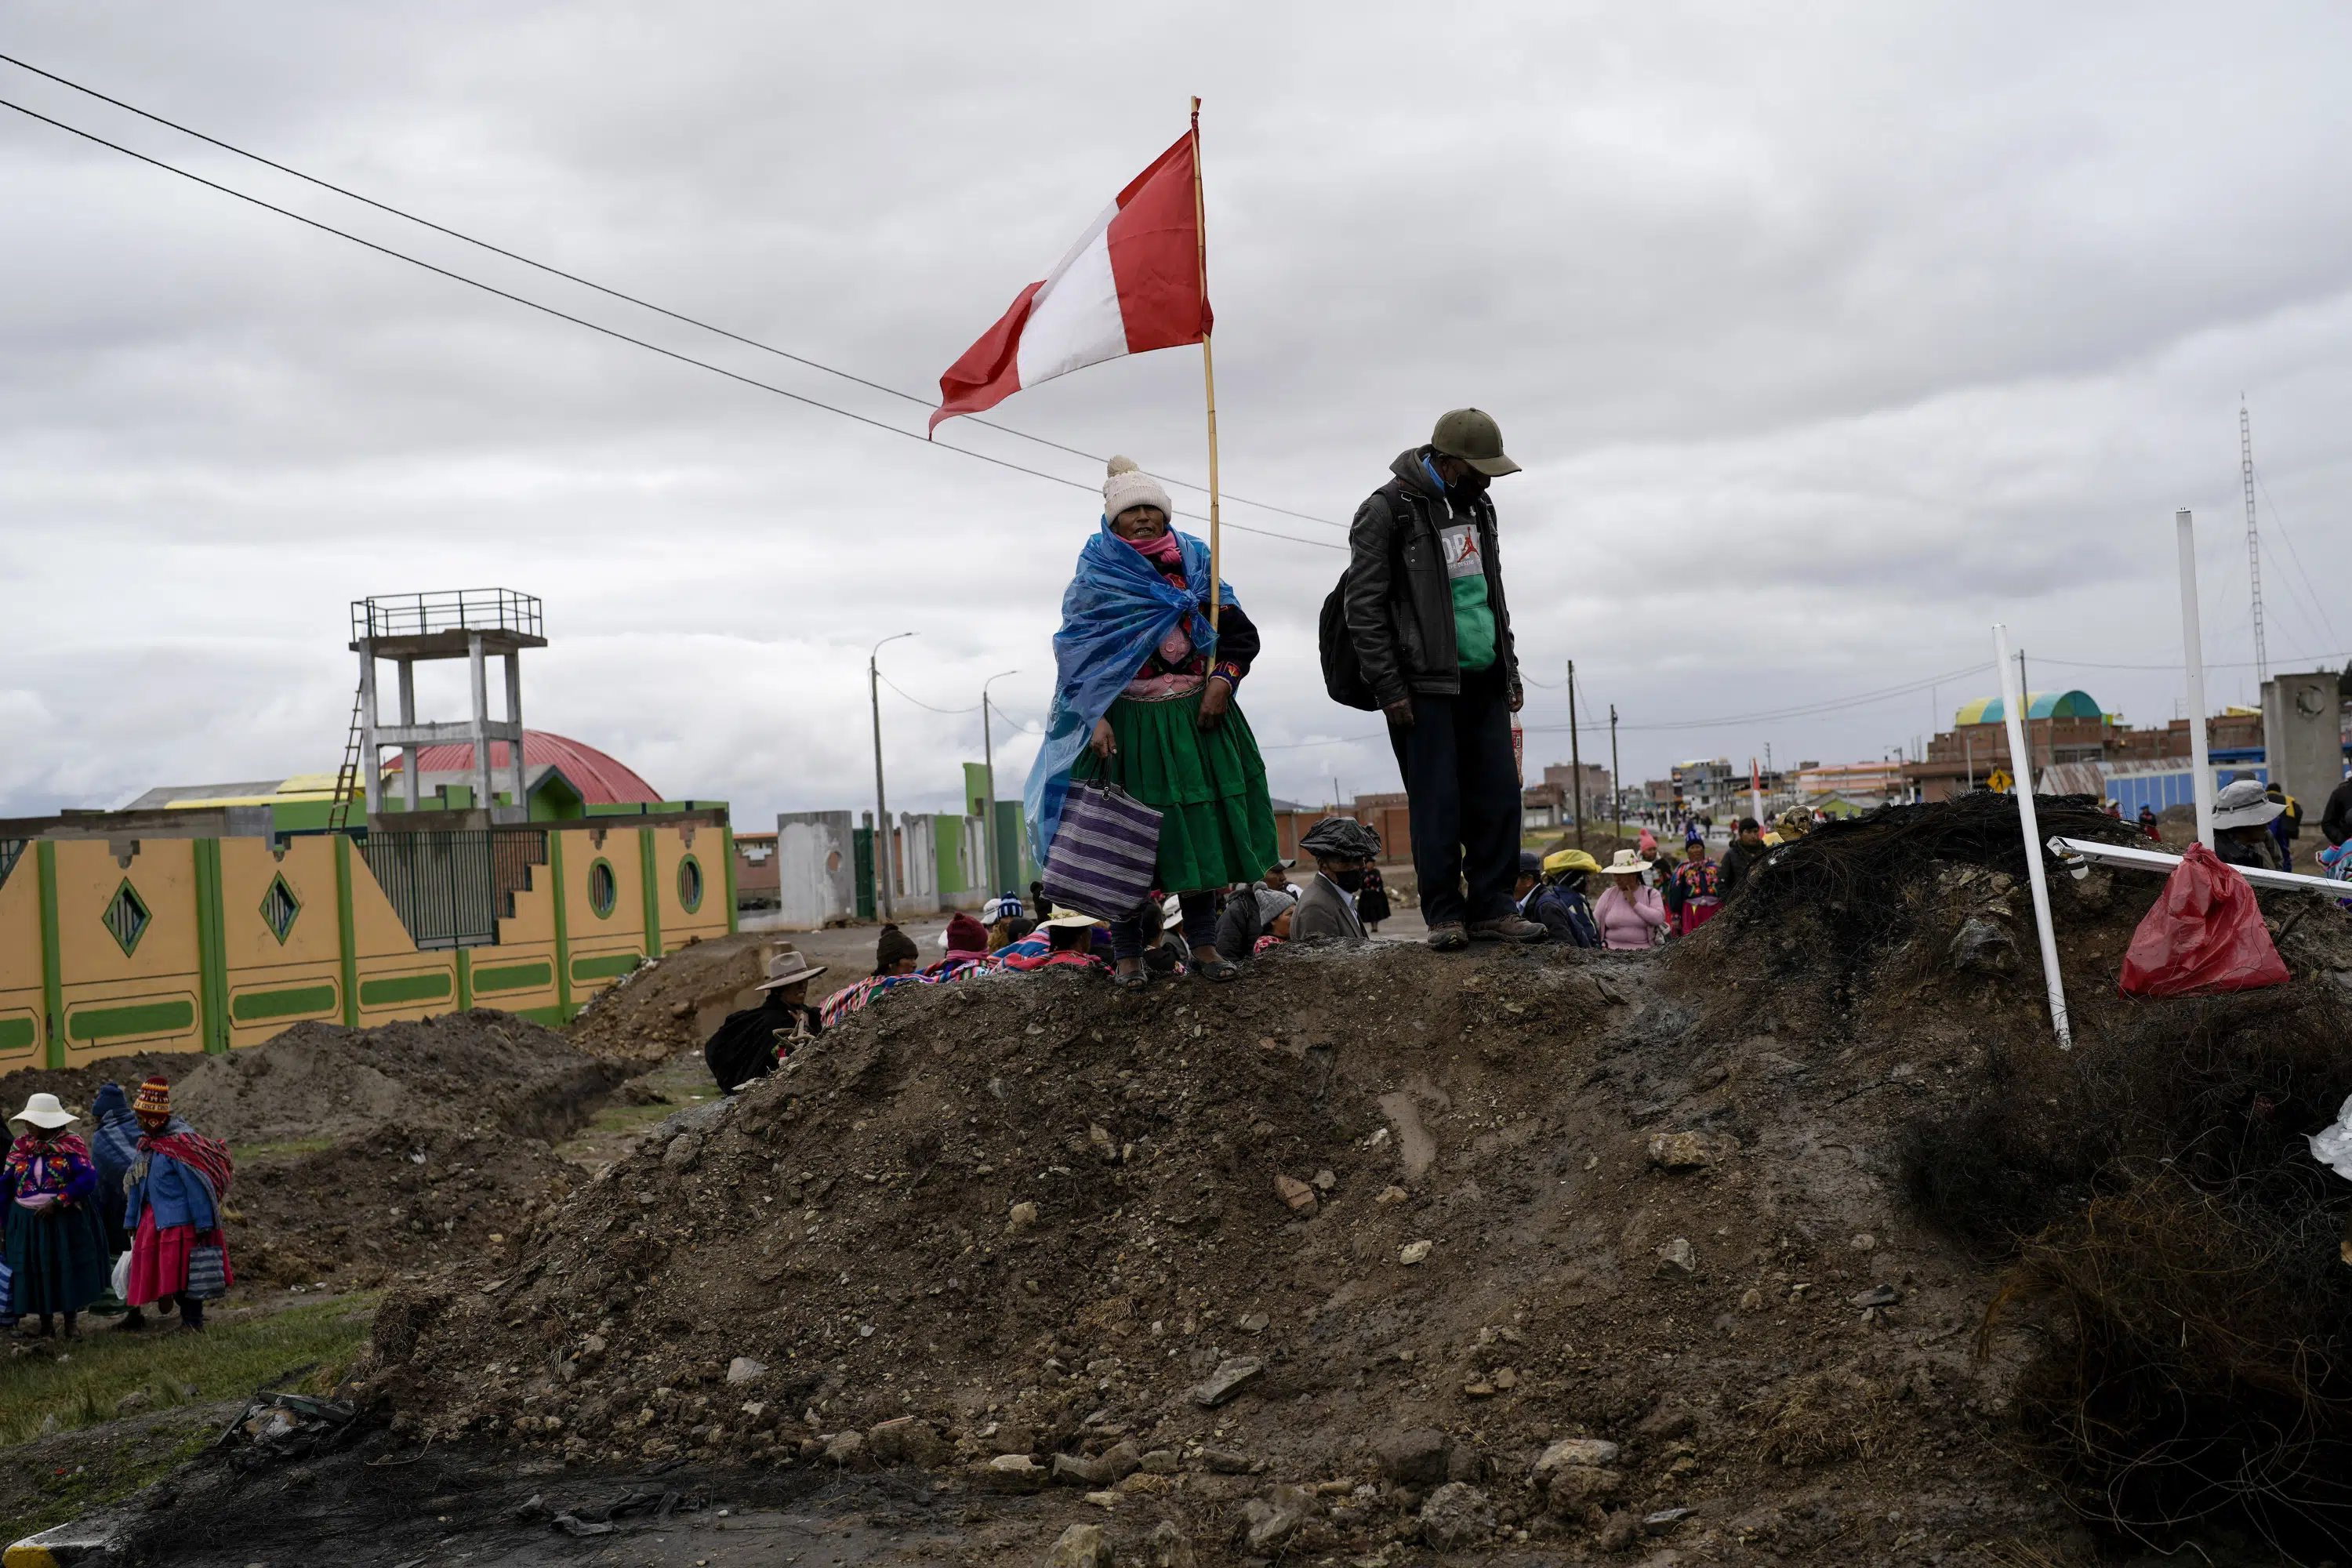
[869,631,916,920]
[981,669,1020,898]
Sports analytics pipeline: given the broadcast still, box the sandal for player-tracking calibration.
[1112,970,1149,991]
[1191,957,1240,983]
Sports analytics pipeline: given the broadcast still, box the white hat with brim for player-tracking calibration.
[1602,849,1650,877]
[754,949,828,991]
[9,1092,77,1131]
[1041,906,1101,929]
[2213,779,2285,831]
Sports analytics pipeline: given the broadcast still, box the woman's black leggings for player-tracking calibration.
[1109,891,1220,960]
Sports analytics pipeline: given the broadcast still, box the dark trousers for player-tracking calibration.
[1388,666,1523,927]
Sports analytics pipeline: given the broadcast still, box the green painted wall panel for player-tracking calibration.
[0,1016,35,1054]
[230,984,339,1022]
[69,998,197,1042]
[358,971,454,1007]
[569,952,642,982]
[474,960,554,994]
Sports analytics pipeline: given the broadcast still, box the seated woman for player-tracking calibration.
[820,924,930,1027]
[1526,848,1604,948]
[1025,458,1278,989]
[1592,851,1669,950]
[997,909,1111,974]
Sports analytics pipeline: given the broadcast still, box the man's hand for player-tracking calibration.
[1197,680,1232,732]
[1509,686,1525,713]
[1385,697,1416,728]
[1089,718,1117,760]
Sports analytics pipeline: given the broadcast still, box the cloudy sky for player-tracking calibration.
[4,2,2348,830]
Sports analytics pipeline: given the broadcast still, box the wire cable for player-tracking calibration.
[876,672,981,714]
[0,95,1345,554]
[0,52,1345,531]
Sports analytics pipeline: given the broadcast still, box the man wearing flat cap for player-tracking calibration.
[1290,816,1382,946]
[1345,408,1544,950]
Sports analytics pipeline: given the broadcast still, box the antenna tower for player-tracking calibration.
[2241,401,2267,683]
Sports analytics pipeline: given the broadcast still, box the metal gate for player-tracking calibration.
[359,828,546,949]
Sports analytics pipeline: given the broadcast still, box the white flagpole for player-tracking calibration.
[1994,622,2071,1048]
[2176,509,2216,848]
[1190,97,1220,635]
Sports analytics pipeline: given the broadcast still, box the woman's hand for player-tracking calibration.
[1196,680,1232,732]
[1089,718,1117,760]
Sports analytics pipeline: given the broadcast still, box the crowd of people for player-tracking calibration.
[2,1076,234,1338]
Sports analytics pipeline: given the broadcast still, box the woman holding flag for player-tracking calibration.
[1025,459,1278,986]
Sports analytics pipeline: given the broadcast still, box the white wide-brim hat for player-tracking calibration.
[9,1092,77,1131]
[754,948,828,991]
[1602,849,1650,877]
[1041,906,1101,929]
[2212,779,2285,831]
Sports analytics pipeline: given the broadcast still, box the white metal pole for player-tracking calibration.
[1994,622,2071,1048]
[2176,508,2216,848]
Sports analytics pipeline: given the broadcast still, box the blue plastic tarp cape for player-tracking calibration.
[1025,521,1234,867]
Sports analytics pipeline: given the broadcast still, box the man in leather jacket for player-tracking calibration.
[1344,408,1545,949]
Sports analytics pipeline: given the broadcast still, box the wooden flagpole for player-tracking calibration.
[1191,96,1221,633]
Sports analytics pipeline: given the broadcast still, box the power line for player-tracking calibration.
[876,671,981,714]
[0,93,1346,554]
[2249,460,2341,650]
[0,52,1346,532]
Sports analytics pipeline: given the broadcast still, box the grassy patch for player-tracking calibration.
[0,1423,212,1542]
[554,1052,710,1168]
[0,1294,378,1448]
[229,1135,339,1163]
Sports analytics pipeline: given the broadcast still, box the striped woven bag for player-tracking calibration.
[1040,780,1162,921]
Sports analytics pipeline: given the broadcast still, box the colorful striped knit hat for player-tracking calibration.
[133,1076,171,1116]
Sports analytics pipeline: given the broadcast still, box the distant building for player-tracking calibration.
[1904,691,2273,804]
[1793,760,1906,807]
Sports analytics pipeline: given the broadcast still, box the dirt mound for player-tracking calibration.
[172,1010,620,1147]
[230,1123,582,1290]
[0,1051,230,1127]
[567,932,773,1066]
[349,799,2352,1560]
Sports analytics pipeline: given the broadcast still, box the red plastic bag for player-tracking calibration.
[2118,840,2290,997]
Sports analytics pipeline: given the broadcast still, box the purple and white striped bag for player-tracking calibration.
[1041,781,1162,921]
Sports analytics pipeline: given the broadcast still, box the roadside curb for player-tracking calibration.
[3,1519,122,1566]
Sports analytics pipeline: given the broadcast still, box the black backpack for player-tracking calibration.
[1319,570,1377,711]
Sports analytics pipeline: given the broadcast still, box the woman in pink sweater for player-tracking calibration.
[1590,852,1668,949]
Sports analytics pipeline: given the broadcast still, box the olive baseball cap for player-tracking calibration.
[1430,408,1520,477]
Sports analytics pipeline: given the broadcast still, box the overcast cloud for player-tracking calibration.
[3,1,2348,833]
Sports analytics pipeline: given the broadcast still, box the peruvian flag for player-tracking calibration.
[930,124,1210,432]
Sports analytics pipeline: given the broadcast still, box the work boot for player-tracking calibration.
[1469,915,1548,943]
[1425,923,1469,952]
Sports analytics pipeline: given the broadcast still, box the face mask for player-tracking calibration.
[1332,867,1367,892]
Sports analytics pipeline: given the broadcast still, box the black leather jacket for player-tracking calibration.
[1343,448,1519,707]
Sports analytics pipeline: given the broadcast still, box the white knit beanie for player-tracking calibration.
[1102,456,1173,522]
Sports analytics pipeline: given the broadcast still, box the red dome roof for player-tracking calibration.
[390,730,662,805]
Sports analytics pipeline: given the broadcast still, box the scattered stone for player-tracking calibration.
[1098,1440,1142,1481]
[1083,1490,1118,1508]
[1188,1357,1264,1407]
[1043,1522,1112,1568]
[1643,1506,1696,1534]
[1087,1124,1118,1162]
[1399,1240,1434,1266]
[1119,1472,1175,1495]
[1849,1283,1900,1308]
[1242,1485,1316,1552]
[1464,1380,1496,1398]
[1311,1168,1337,1191]
[662,1131,702,1171]
[867,1415,948,1467]
[822,1429,866,1468]
[1377,1428,1453,1485]
[1595,1510,1640,1552]
[1238,1311,1270,1334]
[1948,916,2017,973]
[116,1388,151,1414]
[1656,1237,1696,1273]
[1007,1200,1040,1233]
[1202,1448,1253,1474]
[1645,1131,1736,1171]
[1418,1482,1496,1550]
[1738,1287,1765,1312]
[992,1424,1036,1455]
[1446,1443,1483,1483]
[1053,1452,1112,1487]
[1545,1463,1621,1519]
[1146,1519,1196,1568]
[1533,1437,1622,1475]
[982,1454,1047,1493]
[1850,1232,1878,1252]
[1273,1174,1319,1214]
[1139,1448,1179,1474]
[1375,1185,1409,1206]
[1492,1367,1518,1389]
[725,1356,767,1385]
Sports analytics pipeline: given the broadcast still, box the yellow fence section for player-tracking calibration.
[0,819,733,1069]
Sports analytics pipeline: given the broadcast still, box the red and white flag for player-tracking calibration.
[931,125,1210,432]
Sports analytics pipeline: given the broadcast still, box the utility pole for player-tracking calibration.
[2241,401,2268,684]
[981,668,1018,898]
[1566,659,1584,851]
[2015,648,2031,786]
[1609,703,1622,845]
[869,631,916,920]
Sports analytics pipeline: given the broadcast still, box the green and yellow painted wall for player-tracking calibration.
[0,818,735,1071]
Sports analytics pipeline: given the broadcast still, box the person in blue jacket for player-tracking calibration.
[123,1078,233,1333]
[85,1081,148,1328]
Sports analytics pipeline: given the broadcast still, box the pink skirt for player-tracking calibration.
[126,1210,233,1305]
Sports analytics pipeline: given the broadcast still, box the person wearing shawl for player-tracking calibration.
[122,1077,234,1332]
[3,1093,110,1338]
[1028,457,1279,988]
[924,913,995,982]
[85,1081,148,1327]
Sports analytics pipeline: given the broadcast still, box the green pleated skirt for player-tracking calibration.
[1070,691,1279,894]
